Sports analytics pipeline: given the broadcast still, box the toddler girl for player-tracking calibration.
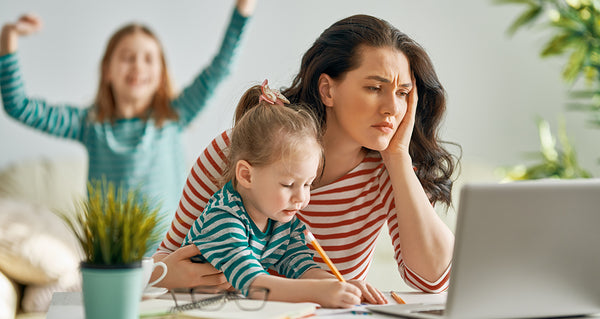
[182,80,365,308]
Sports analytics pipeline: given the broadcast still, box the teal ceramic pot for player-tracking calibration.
[80,262,143,319]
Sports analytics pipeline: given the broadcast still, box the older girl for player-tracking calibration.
[0,1,256,253]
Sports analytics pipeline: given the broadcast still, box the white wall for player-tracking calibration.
[2,1,599,185]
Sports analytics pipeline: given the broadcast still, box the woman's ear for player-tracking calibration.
[235,160,253,189]
[318,74,334,107]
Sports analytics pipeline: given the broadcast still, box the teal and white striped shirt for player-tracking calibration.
[0,9,249,253]
[183,181,319,291]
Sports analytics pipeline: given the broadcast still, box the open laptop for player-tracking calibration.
[368,178,600,319]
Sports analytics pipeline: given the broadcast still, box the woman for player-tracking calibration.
[153,14,457,302]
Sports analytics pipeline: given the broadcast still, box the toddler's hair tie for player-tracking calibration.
[259,79,290,106]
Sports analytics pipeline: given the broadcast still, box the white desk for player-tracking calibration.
[46,291,600,319]
[46,291,439,319]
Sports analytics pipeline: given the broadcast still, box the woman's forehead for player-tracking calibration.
[351,46,411,83]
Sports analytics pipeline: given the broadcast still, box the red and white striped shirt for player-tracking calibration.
[157,130,450,293]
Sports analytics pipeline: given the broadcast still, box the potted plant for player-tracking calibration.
[59,180,162,319]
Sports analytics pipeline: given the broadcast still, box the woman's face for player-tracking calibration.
[324,45,412,151]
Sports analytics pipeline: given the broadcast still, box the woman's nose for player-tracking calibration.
[381,92,403,116]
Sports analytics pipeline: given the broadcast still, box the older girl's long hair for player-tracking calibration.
[282,14,460,207]
[94,24,177,126]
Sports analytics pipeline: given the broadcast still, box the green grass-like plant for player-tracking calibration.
[59,180,162,265]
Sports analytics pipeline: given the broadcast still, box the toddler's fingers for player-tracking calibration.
[341,292,361,308]
[366,285,387,304]
[360,286,377,304]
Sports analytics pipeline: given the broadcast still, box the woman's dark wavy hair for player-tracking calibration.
[282,14,460,206]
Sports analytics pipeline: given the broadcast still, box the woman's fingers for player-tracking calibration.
[155,245,232,289]
[173,244,205,259]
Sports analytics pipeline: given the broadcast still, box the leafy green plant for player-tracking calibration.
[497,116,591,180]
[495,0,597,179]
[59,180,162,265]
[495,0,600,128]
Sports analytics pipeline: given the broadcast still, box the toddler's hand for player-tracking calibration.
[313,279,361,308]
[347,279,388,304]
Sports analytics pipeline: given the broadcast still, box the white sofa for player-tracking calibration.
[0,158,86,319]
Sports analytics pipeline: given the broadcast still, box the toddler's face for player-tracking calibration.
[244,141,321,226]
[106,32,163,117]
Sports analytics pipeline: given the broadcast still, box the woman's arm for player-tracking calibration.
[380,78,454,286]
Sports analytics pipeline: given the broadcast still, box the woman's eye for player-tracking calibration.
[397,91,408,97]
[281,183,293,188]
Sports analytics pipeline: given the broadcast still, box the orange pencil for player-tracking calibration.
[303,229,345,282]
[390,291,406,304]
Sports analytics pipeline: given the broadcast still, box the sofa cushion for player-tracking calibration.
[0,271,18,319]
[0,158,86,214]
[0,199,82,285]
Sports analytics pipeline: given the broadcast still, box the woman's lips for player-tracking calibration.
[372,121,394,134]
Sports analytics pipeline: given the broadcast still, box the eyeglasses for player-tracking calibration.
[169,286,270,314]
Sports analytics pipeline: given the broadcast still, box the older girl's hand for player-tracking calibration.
[12,14,43,36]
[1,13,43,55]
[382,74,418,159]
[152,245,232,290]
[235,0,257,17]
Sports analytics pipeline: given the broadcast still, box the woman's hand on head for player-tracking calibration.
[381,74,418,160]
[1,13,43,55]
[235,0,257,17]
[152,245,232,290]
[347,279,388,305]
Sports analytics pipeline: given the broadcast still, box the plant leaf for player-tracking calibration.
[506,5,544,36]
[541,33,575,56]
[562,42,588,82]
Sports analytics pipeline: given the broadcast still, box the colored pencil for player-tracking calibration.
[303,229,345,282]
[390,291,406,304]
